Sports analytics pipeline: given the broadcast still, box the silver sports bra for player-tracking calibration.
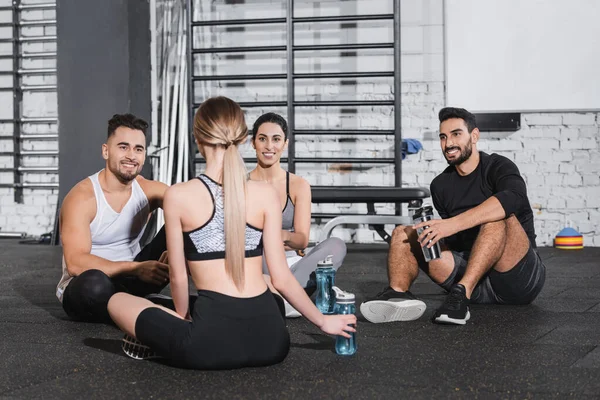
[182,174,263,261]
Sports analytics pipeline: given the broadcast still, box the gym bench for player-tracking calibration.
[311,186,431,244]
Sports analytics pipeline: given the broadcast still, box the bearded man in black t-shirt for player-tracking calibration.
[361,107,546,325]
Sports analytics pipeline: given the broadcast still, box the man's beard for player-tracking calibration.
[445,141,473,166]
[109,162,140,183]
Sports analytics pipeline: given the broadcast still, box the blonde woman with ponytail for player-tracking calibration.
[107,97,356,370]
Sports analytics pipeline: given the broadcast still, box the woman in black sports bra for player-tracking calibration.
[248,113,347,317]
[107,97,356,370]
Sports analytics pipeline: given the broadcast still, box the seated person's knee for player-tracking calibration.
[77,269,116,303]
[327,237,347,259]
[480,218,507,232]
[391,225,412,243]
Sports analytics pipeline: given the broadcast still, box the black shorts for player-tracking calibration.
[439,244,546,305]
[135,289,290,370]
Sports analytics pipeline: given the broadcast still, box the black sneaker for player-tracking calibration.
[360,287,426,323]
[304,273,317,297]
[122,335,161,360]
[433,284,471,325]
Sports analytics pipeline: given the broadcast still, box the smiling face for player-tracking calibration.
[102,126,146,183]
[252,122,288,167]
[439,118,478,166]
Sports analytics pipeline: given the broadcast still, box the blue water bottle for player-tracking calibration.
[315,255,336,314]
[333,286,357,356]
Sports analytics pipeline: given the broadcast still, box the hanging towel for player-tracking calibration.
[401,139,423,159]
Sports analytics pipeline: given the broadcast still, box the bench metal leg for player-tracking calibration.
[318,215,413,243]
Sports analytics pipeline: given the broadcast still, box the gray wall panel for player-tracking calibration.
[57,0,151,203]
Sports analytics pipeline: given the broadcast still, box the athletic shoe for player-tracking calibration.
[284,299,302,318]
[360,287,426,323]
[122,334,161,360]
[304,275,317,297]
[433,284,471,325]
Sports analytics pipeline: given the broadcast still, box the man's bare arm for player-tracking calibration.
[137,177,168,211]
[60,182,137,278]
[415,196,506,247]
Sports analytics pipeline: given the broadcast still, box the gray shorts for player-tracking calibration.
[439,244,546,305]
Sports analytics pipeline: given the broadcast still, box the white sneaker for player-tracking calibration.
[360,287,426,323]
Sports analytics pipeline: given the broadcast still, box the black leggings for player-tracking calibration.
[135,289,290,370]
[62,227,167,322]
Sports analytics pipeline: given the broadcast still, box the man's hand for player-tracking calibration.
[135,260,170,285]
[414,217,460,248]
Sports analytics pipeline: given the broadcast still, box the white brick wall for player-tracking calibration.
[5,0,599,246]
[0,1,58,237]
[486,114,600,246]
[191,0,600,247]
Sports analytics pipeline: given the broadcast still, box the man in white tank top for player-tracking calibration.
[57,114,169,322]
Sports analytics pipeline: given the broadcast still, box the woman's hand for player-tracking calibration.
[319,314,357,338]
[158,251,168,264]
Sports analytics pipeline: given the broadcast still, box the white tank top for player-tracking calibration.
[56,170,150,302]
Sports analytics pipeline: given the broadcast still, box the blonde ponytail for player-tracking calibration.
[193,96,249,290]
[222,143,247,289]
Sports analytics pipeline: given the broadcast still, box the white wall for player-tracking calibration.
[445,0,600,112]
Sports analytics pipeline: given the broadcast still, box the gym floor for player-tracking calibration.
[1,240,599,399]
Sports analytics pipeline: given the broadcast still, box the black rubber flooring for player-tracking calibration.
[1,240,599,399]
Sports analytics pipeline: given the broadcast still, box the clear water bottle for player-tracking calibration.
[412,205,442,262]
[315,255,336,314]
[333,286,357,356]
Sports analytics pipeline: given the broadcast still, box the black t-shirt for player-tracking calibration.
[430,151,536,252]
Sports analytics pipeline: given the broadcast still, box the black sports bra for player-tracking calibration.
[182,174,263,261]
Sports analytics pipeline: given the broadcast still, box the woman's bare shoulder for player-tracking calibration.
[289,172,310,189]
[288,173,311,200]
[164,179,208,208]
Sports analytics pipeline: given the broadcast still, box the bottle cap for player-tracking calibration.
[333,286,355,303]
[413,203,435,221]
[408,199,422,208]
[317,254,334,267]
[412,206,425,220]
